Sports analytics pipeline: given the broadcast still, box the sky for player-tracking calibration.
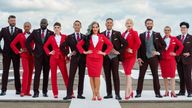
[0,0,191,36]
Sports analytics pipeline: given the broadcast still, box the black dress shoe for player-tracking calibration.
[187,94,192,97]
[135,94,141,98]
[115,95,122,100]
[63,96,72,100]
[43,93,48,97]
[176,92,185,96]
[104,94,113,99]
[0,91,6,96]
[32,93,39,98]
[16,91,20,95]
[156,94,163,98]
[77,95,85,99]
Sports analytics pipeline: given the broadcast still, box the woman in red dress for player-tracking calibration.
[10,22,34,97]
[77,21,113,101]
[43,22,69,98]
[160,26,183,97]
[121,19,141,100]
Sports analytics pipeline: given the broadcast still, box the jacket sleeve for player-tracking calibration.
[10,34,21,54]
[60,36,70,55]
[157,33,166,54]
[76,39,85,54]
[118,32,128,54]
[43,36,52,55]
[103,35,113,54]
[26,30,35,54]
[175,37,184,56]
[137,34,142,59]
[132,31,141,53]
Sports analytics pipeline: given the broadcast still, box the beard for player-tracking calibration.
[147,26,153,31]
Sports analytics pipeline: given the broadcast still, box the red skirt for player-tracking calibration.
[160,58,176,78]
[122,56,136,75]
[86,57,103,77]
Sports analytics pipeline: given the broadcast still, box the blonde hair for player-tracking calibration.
[125,18,134,25]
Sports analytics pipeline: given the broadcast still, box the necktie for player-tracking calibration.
[77,33,80,41]
[107,31,110,39]
[147,31,150,41]
[41,30,45,39]
[181,35,185,42]
[11,27,14,35]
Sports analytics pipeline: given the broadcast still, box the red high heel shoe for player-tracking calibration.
[164,92,169,97]
[92,97,97,101]
[97,96,102,101]
[20,93,25,97]
[54,95,58,98]
[125,92,133,100]
[171,92,177,98]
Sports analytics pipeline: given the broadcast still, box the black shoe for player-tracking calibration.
[63,96,72,100]
[16,91,20,95]
[115,95,122,100]
[32,93,39,98]
[43,93,48,97]
[176,92,185,96]
[156,94,163,98]
[0,91,6,96]
[135,94,141,98]
[77,95,85,99]
[187,94,192,97]
[104,94,113,99]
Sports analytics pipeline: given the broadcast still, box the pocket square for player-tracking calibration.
[114,38,118,40]
[156,38,159,40]
[186,42,190,44]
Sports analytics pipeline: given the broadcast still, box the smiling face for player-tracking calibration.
[40,19,48,30]
[145,20,153,31]
[54,25,61,34]
[73,21,81,32]
[164,26,171,36]
[92,23,100,34]
[180,25,188,35]
[105,19,113,30]
[125,19,133,30]
[8,18,16,27]
[23,22,31,33]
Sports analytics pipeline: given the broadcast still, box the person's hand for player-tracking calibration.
[19,49,23,54]
[66,57,70,64]
[127,48,133,53]
[138,58,144,66]
[83,50,93,55]
[152,51,160,57]
[111,49,120,55]
[68,51,77,57]
[170,52,176,56]
[49,50,55,55]
[183,52,190,57]
[98,51,106,56]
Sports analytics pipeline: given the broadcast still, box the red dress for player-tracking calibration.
[160,36,183,78]
[43,34,69,96]
[77,34,113,77]
[121,29,141,75]
[10,32,34,94]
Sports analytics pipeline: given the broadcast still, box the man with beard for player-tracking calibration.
[26,18,54,98]
[136,18,166,98]
[0,15,22,96]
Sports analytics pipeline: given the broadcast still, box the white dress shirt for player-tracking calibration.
[41,29,47,37]
[55,34,61,46]
[9,26,15,34]
[164,37,171,50]
[92,34,98,48]
[106,29,112,37]
[25,33,30,39]
[124,31,129,39]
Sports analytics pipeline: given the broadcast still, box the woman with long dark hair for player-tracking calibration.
[77,21,113,101]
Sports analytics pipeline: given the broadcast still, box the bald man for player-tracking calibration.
[26,19,54,98]
[11,22,34,97]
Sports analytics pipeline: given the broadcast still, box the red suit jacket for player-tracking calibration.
[10,32,34,58]
[122,29,141,58]
[162,36,183,60]
[43,34,68,59]
[77,34,113,59]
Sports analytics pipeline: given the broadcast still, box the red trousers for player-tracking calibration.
[50,56,68,96]
[21,55,34,94]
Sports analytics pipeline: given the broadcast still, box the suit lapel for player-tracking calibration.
[183,34,190,44]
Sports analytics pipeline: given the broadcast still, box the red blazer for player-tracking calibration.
[43,34,68,59]
[122,29,141,58]
[77,34,113,59]
[162,36,183,60]
[10,32,34,58]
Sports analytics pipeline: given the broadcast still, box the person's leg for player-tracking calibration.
[26,56,34,95]
[42,55,50,95]
[58,59,69,88]
[90,77,96,99]
[1,54,11,94]
[176,61,185,94]
[50,57,58,96]
[171,78,176,96]
[95,77,101,99]
[12,54,21,92]
[183,64,192,95]
[163,78,169,96]
[125,75,132,97]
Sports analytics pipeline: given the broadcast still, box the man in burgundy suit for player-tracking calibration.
[0,15,22,96]
[136,18,166,98]
[62,20,87,100]
[176,22,192,97]
[26,18,54,98]
[102,18,128,100]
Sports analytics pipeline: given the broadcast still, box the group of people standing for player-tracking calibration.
[0,15,192,101]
